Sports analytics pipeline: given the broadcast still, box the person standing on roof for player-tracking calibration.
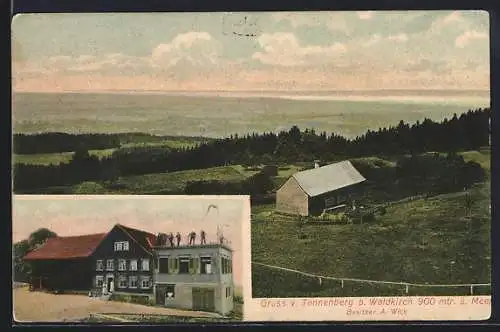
[188,231,196,245]
[200,230,206,245]
[168,232,174,247]
[176,232,181,246]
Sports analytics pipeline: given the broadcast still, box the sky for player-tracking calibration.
[11,11,489,92]
[12,195,250,287]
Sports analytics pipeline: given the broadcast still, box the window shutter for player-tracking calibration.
[194,257,200,274]
[211,256,217,271]
[168,257,173,273]
[188,258,194,274]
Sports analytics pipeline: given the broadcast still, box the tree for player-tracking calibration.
[28,228,57,248]
[13,228,57,282]
[13,240,31,282]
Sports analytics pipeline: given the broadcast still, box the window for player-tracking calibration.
[159,258,169,274]
[200,256,212,274]
[129,259,138,271]
[179,257,190,274]
[129,276,138,288]
[221,257,229,274]
[114,241,129,251]
[96,260,104,271]
[118,259,127,271]
[165,284,175,300]
[106,259,114,271]
[140,276,151,289]
[221,257,233,274]
[95,275,104,288]
[118,275,127,289]
[226,287,231,298]
[141,259,150,271]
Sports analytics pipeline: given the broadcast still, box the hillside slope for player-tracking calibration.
[251,178,490,297]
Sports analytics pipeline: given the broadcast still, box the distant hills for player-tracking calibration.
[13,89,490,98]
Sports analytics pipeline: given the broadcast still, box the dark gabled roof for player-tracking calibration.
[23,233,107,260]
[22,223,156,261]
[291,160,366,197]
[116,224,156,254]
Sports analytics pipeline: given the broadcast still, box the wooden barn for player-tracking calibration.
[23,233,106,291]
[276,160,367,216]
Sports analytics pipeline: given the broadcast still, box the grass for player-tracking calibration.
[114,165,255,194]
[13,149,116,165]
[460,150,491,172]
[251,179,491,297]
[121,139,202,150]
[13,164,260,195]
[12,136,204,166]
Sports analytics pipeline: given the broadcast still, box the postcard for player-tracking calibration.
[12,195,250,323]
[12,10,491,322]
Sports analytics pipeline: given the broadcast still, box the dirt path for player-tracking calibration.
[13,287,222,322]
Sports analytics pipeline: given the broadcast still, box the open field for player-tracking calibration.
[113,165,260,194]
[13,149,116,166]
[13,137,204,166]
[13,164,258,194]
[13,287,224,323]
[251,179,490,297]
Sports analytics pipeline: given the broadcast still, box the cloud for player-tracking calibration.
[357,11,374,20]
[151,32,221,67]
[455,30,488,48]
[12,12,490,92]
[252,32,347,67]
[14,31,222,79]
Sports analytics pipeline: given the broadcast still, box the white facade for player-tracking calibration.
[153,244,235,315]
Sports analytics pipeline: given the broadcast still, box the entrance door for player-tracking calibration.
[107,277,114,293]
[192,287,215,312]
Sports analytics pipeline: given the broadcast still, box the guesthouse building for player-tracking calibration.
[152,243,235,315]
[23,224,236,315]
[89,224,156,300]
[24,224,156,300]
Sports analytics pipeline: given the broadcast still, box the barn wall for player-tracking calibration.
[29,259,93,290]
[276,177,309,216]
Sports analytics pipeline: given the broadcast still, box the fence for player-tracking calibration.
[252,262,491,296]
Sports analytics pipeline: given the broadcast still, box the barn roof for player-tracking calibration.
[23,233,107,260]
[22,223,156,261]
[292,160,366,197]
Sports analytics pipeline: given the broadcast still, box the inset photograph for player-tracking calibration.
[12,195,249,323]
